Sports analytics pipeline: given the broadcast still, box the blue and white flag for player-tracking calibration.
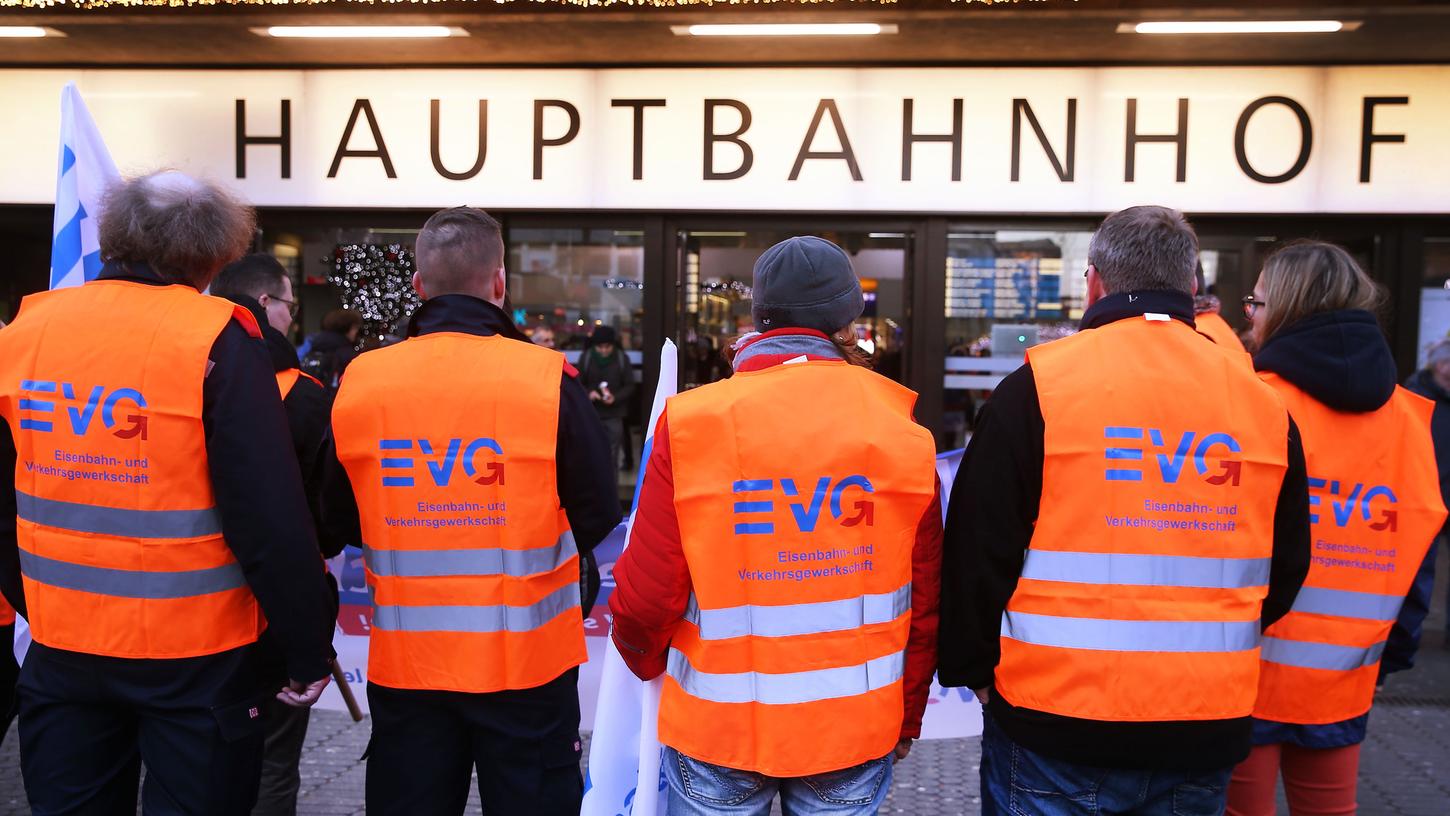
[51,82,120,290]
[582,339,677,816]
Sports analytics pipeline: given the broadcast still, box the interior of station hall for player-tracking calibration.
[3,0,1450,492]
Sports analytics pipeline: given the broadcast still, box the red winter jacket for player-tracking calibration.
[608,341,944,742]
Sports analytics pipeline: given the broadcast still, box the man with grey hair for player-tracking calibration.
[940,205,1311,814]
[320,206,620,815]
[0,170,337,814]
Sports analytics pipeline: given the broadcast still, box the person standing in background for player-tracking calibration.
[1195,263,1248,354]
[322,207,620,816]
[0,171,335,814]
[213,254,342,816]
[610,236,943,815]
[1400,337,1450,652]
[1227,242,1446,816]
[940,206,1311,815]
[300,309,362,393]
[577,324,634,474]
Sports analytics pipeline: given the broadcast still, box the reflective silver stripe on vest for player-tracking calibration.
[1021,550,1270,589]
[18,549,246,600]
[1261,636,1387,671]
[666,647,905,706]
[1001,610,1260,653]
[16,490,223,540]
[370,581,580,633]
[684,583,911,641]
[364,532,577,579]
[1289,586,1405,622]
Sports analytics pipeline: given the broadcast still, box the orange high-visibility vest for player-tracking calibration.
[661,361,937,777]
[331,332,582,693]
[0,280,266,658]
[1196,311,1247,354]
[276,368,322,399]
[1254,375,1445,724]
[998,315,1289,722]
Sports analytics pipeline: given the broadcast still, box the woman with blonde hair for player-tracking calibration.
[1228,241,1446,815]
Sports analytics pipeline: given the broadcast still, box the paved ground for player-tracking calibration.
[3,555,1448,815]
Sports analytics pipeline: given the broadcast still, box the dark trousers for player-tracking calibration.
[18,642,268,816]
[364,669,584,816]
[0,623,16,745]
[981,713,1232,816]
[251,697,311,816]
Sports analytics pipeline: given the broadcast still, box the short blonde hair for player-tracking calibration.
[1253,241,1384,347]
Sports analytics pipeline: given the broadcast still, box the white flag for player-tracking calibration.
[51,82,120,290]
[582,339,677,816]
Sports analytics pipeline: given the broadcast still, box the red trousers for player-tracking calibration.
[1227,742,1362,816]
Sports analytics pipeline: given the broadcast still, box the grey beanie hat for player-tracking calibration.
[751,236,864,335]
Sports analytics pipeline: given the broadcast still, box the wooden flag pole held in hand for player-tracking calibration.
[331,659,363,722]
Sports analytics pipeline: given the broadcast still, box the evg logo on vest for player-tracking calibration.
[1103,426,1243,486]
[15,379,149,440]
[378,437,505,488]
[1309,477,1399,532]
[732,476,875,534]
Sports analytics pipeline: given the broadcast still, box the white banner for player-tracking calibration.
[1,66,1448,213]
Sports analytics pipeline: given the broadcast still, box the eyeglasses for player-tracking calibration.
[266,294,298,317]
[1242,295,1268,318]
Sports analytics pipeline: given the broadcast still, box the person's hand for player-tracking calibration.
[973,687,991,705]
[277,675,331,708]
[602,392,615,406]
[588,390,602,402]
[894,738,913,761]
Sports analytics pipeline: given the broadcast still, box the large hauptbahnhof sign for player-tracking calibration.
[1,66,1447,214]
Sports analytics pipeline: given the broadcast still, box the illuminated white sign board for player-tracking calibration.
[0,66,1447,213]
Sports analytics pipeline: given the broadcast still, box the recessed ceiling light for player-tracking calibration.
[0,26,60,38]
[256,26,465,39]
[672,23,897,37]
[1124,20,1352,35]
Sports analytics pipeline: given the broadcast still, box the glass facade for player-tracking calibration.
[677,229,910,389]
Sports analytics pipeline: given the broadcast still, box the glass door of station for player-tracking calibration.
[674,227,914,391]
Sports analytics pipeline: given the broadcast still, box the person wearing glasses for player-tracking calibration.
[213,253,343,816]
[1226,241,1445,816]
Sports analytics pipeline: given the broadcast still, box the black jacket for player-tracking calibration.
[939,290,1311,771]
[0,263,336,686]
[303,329,360,390]
[224,295,339,559]
[318,295,623,611]
[577,345,636,420]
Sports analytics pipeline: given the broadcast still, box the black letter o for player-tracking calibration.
[1235,96,1313,184]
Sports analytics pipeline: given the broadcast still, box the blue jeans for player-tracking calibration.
[981,714,1232,815]
[663,746,893,816]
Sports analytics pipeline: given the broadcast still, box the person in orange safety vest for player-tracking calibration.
[213,252,342,816]
[0,171,335,815]
[610,235,944,815]
[939,206,1312,816]
[1195,263,1249,354]
[1226,241,1447,816]
[322,207,621,816]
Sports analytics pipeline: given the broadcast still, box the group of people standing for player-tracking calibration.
[0,168,1441,816]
